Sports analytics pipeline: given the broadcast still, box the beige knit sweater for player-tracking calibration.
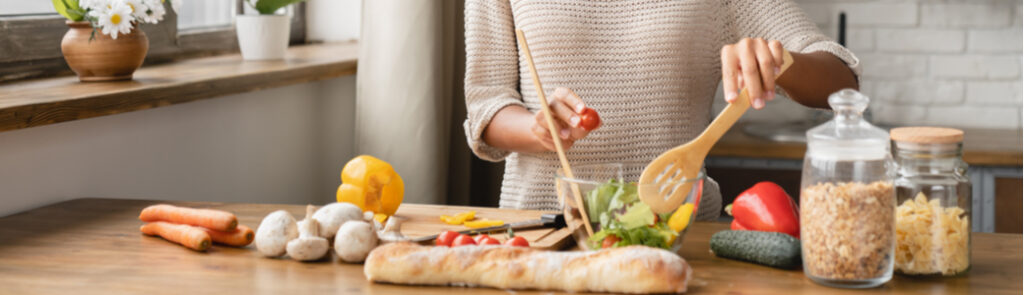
[463,0,860,220]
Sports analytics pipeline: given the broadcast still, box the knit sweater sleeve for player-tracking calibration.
[462,0,526,162]
[722,0,861,76]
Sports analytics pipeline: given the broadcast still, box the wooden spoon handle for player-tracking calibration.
[691,50,795,153]
[515,29,595,236]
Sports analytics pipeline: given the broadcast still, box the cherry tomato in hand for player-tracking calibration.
[578,107,601,131]
[436,230,460,247]
[602,235,621,249]
[452,234,477,247]
[505,236,530,247]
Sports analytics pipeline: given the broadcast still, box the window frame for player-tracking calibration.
[0,1,307,83]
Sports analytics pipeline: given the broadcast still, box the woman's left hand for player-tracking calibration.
[720,37,785,110]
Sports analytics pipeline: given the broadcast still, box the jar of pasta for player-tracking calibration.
[890,127,971,276]
[800,89,895,288]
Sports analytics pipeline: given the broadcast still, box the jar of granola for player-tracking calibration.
[890,127,971,276]
[800,89,895,288]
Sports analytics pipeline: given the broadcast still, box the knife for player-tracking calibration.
[412,213,566,244]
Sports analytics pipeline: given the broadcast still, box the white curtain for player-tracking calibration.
[356,0,456,204]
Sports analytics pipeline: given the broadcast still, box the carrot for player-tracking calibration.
[140,222,211,251]
[201,225,255,247]
[139,204,238,231]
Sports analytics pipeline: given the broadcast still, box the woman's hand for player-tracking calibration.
[721,38,786,110]
[530,87,597,152]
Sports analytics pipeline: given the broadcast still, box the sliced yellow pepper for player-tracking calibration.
[336,155,404,215]
[463,218,504,229]
[668,203,695,232]
[440,211,476,225]
[374,213,389,224]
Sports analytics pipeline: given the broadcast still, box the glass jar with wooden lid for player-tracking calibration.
[890,127,971,276]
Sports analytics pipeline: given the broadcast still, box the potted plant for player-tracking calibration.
[52,0,180,81]
[236,0,308,60]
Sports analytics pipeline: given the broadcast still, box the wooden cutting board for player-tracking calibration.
[392,204,574,250]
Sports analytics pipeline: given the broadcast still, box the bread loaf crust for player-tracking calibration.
[364,242,691,294]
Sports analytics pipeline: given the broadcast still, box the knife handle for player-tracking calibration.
[542,214,566,228]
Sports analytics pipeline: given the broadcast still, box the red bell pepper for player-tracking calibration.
[725,181,800,239]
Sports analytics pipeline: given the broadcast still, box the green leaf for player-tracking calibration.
[618,202,655,229]
[52,0,73,20]
[250,0,308,15]
[52,0,85,21]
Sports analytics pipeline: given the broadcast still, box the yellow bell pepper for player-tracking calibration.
[463,219,504,229]
[440,211,476,225]
[668,203,695,232]
[336,155,405,215]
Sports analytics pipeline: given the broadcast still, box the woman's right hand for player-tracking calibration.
[530,87,599,152]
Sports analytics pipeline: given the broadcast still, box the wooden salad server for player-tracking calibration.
[639,50,795,214]
[515,29,594,236]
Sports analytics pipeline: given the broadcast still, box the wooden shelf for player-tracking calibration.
[0,42,358,133]
[711,122,1023,166]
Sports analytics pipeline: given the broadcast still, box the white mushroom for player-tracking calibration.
[362,211,384,232]
[286,205,330,261]
[254,210,299,257]
[311,202,363,239]
[376,216,409,243]
[334,220,378,263]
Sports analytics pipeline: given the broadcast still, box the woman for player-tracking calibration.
[463,0,859,220]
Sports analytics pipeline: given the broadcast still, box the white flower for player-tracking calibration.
[95,1,135,39]
[78,0,107,11]
[137,0,166,24]
[123,0,146,19]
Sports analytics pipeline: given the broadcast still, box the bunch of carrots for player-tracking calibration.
[139,204,254,251]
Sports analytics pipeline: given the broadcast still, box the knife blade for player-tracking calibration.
[412,213,565,244]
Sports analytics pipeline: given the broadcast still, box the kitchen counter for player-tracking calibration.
[711,123,1023,166]
[1,198,1020,294]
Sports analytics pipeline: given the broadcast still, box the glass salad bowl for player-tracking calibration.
[556,163,704,254]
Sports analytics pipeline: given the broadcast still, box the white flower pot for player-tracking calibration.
[235,15,291,60]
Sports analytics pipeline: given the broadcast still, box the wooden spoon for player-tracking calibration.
[515,29,594,236]
[639,50,795,214]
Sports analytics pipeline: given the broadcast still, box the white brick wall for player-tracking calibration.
[785,0,1024,130]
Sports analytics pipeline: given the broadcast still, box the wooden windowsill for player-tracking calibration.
[0,41,357,133]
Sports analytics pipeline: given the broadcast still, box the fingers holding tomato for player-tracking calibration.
[531,87,602,152]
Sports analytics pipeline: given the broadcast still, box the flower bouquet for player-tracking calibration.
[52,0,181,81]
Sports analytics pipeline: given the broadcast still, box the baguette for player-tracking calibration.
[364,242,691,294]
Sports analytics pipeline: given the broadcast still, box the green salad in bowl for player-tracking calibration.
[556,163,703,253]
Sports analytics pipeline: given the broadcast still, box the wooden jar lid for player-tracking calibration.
[890,127,964,144]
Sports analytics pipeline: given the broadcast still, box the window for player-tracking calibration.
[177,0,236,31]
[0,1,55,16]
[0,0,306,82]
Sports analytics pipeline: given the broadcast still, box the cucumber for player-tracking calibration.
[709,230,801,269]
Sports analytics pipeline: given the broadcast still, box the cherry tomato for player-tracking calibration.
[505,236,530,247]
[602,235,621,249]
[578,107,601,131]
[452,234,477,247]
[479,236,501,245]
[436,230,460,247]
[473,234,492,244]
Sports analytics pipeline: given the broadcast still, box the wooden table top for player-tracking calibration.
[711,123,1023,166]
[1,198,1020,294]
